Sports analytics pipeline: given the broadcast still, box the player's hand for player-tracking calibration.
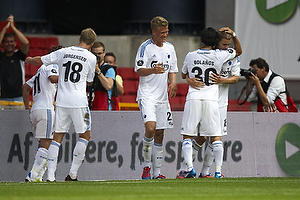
[187,77,205,90]
[25,57,32,64]
[153,63,166,74]
[168,82,177,98]
[209,72,221,84]
[219,27,234,35]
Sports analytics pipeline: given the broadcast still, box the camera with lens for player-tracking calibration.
[240,68,256,76]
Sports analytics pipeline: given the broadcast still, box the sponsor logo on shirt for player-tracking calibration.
[137,60,144,66]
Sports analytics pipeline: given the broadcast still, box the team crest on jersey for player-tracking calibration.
[137,60,144,66]
[166,53,170,59]
[227,60,232,66]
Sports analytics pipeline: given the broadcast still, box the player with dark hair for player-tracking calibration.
[23,45,63,182]
[178,27,236,178]
[182,27,242,178]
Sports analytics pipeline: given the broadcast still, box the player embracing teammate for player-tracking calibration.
[178,27,239,178]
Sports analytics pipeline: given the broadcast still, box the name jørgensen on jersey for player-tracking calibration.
[63,54,87,62]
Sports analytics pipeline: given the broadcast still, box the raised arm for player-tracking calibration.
[8,14,29,55]
[219,27,242,56]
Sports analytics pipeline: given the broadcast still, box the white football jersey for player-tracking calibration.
[182,48,236,101]
[135,39,178,102]
[218,55,241,107]
[26,64,58,111]
[41,46,96,108]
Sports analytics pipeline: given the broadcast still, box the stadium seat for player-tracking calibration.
[25,64,41,77]
[169,96,185,111]
[123,80,138,95]
[28,48,47,57]
[118,95,137,103]
[227,99,252,111]
[117,67,139,80]
[28,37,46,49]
[176,83,189,97]
[44,37,59,49]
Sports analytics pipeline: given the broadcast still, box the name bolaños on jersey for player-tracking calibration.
[182,48,236,101]
[41,46,96,108]
[219,54,241,107]
[135,39,178,102]
[26,64,58,111]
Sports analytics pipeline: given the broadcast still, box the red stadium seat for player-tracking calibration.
[44,37,59,49]
[227,99,252,111]
[176,83,189,97]
[117,67,138,80]
[118,95,137,103]
[28,37,46,49]
[169,96,185,111]
[123,80,138,95]
[25,64,41,77]
[28,48,47,57]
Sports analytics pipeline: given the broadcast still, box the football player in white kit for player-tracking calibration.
[23,46,61,182]
[25,28,97,181]
[178,27,237,178]
[196,28,241,178]
[135,16,178,179]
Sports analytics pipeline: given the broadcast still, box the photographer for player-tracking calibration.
[89,41,118,111]
[245,57,289,112]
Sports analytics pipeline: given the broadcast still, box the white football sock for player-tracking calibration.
[153,143,163,177]
[182,139,193,171]
[69,138,88,179]
[143,136,154,168]
[47,141,60,181]
[212,141,223,173]
[201,142,214,175]
[29,148,48,180]
[192,139,202,161]
[37,159,47,180]
[180,139,202,171]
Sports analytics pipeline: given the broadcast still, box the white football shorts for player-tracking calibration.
[219,105,227,136]
[138,98,174,130]
[54,106,91,134]
[181,99,221,137]
[30,109,54,139]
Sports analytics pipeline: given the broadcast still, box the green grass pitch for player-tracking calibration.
[0,177,300,200]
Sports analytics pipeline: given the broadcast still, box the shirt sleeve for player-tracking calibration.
[41,49,63,66]
[26,75,35,88]
[135,45,148,72]
[266,76,285,104]
[181,53,190,74]
[169,45,178,73]
[231,56,241,77]
[247,85,257,102]
[46,64,59,77]
[105,68,116,80]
